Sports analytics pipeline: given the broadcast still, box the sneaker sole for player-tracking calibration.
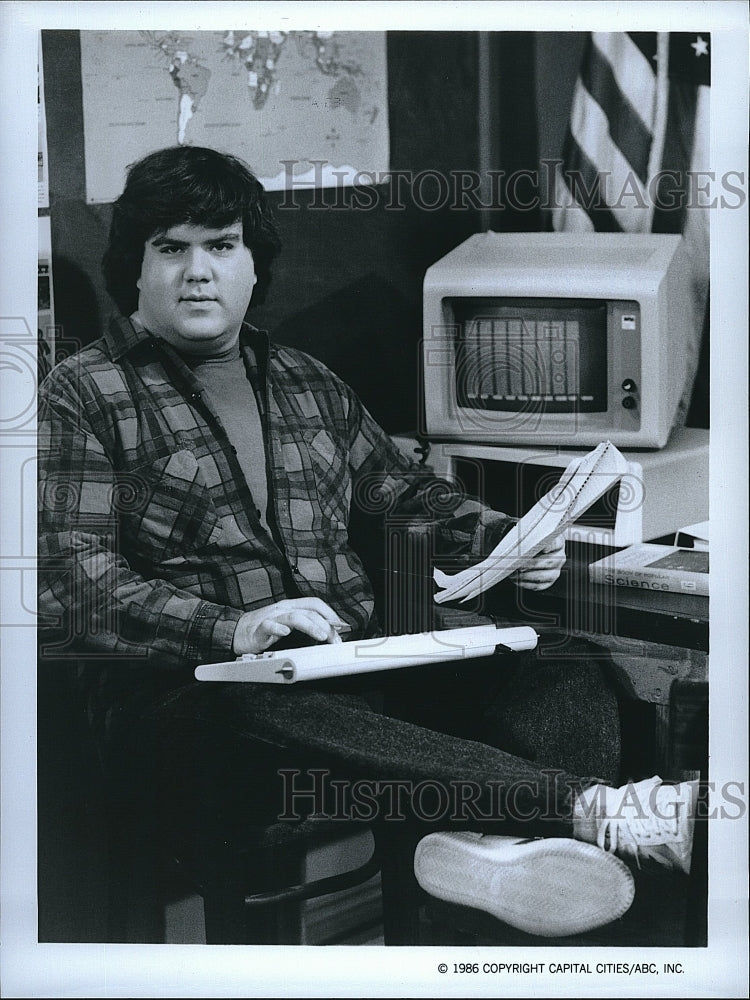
[414,832,635,937]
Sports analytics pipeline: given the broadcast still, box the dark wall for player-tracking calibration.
[42,30,518,434]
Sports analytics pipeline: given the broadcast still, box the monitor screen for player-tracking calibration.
[451,297,613,415]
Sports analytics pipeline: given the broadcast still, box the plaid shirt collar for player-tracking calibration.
[103,312,274,363]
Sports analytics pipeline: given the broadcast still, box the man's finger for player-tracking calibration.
[279,610,334,643]
[541,533,566,552]
[280,597,347,625]
[262,619,291,638]
[516,577,556,591]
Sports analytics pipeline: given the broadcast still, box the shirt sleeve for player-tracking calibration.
[38,375,243,668]
[345,383,516,561]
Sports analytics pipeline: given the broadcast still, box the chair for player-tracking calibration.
[37,516,437,945]
[37,651,384,945]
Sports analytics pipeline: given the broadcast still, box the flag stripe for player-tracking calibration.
[554,33,657,232]
[660,81,710,423]
[591,33,656,126]
[561,129,622,232]
[568,79,652,232]
[651,77,699,234]
[552,165,596,232]
[626,31,658,67]
[583,37,654,182]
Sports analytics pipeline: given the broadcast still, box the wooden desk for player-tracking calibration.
[495,542,708,649]
[484,544,708,779]
[386,540,708,781]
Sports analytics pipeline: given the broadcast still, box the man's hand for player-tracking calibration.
[232,597,349,655]
[513,533,566,591]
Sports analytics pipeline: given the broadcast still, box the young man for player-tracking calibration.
[38,146,695,940]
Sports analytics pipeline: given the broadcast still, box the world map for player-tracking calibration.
[79,30,389,202]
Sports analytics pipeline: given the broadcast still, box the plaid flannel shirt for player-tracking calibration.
[38,315,514,673]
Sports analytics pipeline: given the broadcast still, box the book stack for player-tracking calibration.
[588,541,709,597]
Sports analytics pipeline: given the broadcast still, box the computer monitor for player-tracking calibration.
[422,231,697,449]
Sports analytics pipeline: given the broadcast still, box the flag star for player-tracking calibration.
[691,35,709,57]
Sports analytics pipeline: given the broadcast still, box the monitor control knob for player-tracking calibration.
[622,396,637,410]
[621,379,637,392]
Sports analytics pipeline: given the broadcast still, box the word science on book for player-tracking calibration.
[603,573,673,590]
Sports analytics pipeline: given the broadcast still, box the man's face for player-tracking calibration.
[135,221,257,354]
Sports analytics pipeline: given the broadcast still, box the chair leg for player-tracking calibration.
[202,881,251,945]
[685,779,709,946]
[373,820,424,945]
[201,843,304,945]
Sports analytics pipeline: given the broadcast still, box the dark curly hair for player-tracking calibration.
[102,146,282,316]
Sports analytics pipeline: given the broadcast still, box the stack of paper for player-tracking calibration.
[433,441,630,604]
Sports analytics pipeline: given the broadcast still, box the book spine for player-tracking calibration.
[588,563,708,597]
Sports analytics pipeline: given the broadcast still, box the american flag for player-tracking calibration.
[552,32,711,422]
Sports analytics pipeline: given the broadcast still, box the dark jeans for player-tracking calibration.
[112,642,622,845]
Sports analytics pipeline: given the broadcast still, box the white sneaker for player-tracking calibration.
[413,832,635,937]
[573,776,698,874]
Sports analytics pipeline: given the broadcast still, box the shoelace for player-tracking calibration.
[597,798,683,867]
